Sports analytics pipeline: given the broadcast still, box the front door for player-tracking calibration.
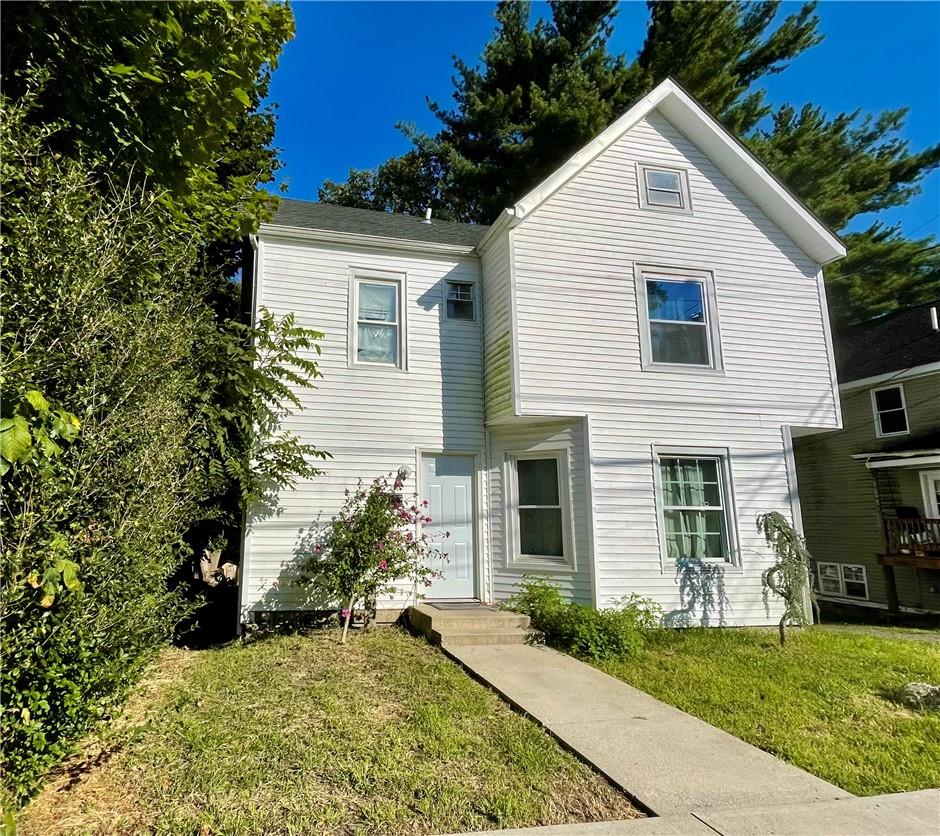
[422,454,476,599]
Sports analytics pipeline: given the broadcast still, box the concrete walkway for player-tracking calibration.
[444,643,851,817]
[448,790,940,836]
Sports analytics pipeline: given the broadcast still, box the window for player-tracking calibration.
[509,453,570,563]
[871,384,908,437]
[445,280,476,321]
[658,455,733,562]
[815,562,868,599]
[353,276,402,367]
[638,164,691,212]
[636,267,720,369]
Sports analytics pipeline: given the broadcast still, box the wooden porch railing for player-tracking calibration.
[885,517,940,556]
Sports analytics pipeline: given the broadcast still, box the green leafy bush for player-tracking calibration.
[505,577,662,661]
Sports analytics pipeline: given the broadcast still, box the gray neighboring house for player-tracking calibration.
[795,300,940,616]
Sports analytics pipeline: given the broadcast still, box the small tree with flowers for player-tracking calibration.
[301,473,447,643]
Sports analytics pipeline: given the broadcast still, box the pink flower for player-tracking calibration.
[445,531,451,538]
[422,499,429,507]
[341,607,350,619]
[271,579,280,590]
[406,532,413,542]
[314,545,321,553]
[377,542,385,551]
[379,559,388,571]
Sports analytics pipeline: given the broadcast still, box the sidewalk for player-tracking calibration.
[444,643,850,817]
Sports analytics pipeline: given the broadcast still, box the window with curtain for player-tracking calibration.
[659,456,731,561]
[356,279,400,365]
[514,456,565,560]
[646,279,711,366]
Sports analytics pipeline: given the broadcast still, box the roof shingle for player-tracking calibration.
[836,299,940,382]
[270,199,490,248]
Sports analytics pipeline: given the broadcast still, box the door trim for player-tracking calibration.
[415,449,485,602]
[921,470,940,518]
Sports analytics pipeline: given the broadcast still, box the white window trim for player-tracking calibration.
[348,269,408,370]
[920,470,940,518]
[637,162,693,214]
[652,446,740,568]
[871,383,909,438]
[815,562,869,601]
[443,279,477,323]
[505,449,575,570]
[635,264,723,373]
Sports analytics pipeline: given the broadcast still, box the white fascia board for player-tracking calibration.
[863,454,940,470]
[839,362,940,393]
[475,208,518,254]
[512,79,846,266]
[258,223,478,257]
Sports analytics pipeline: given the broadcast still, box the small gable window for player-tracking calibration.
[638,164,691,212]
[445,280,476,321]
[871,384,908,437]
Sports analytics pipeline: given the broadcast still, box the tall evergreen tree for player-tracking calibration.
[320,0,939,324]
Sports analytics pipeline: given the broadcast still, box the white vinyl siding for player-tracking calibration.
[507,110,838,625]
[243,236,485,616]
[871,384,909,437]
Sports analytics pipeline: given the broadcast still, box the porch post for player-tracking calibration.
[882,563,900,617]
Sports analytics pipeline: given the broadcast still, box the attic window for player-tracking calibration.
[638,164,691,212]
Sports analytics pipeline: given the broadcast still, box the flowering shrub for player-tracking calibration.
[301,473,448,642]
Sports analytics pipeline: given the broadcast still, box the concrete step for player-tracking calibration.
[434,627,539,647]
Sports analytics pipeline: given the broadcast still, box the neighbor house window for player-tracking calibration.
[816,562,868,599]
[445,280,476,321]
[638,164,691,212]
[354,276,402,366]
[510,453,570,563]
[637,268,720,369]
[658,455,733,562]
[871,384,908,437]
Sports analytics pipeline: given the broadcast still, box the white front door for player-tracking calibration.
[422,454,476,599]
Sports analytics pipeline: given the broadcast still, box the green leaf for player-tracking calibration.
[138,70,164,84]
[108,63,135,75]
[232,87,251,108]
[25,389,50,415]
[59,560,83,594]
[1,416,32,464]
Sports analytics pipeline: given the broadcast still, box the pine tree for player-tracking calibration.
[320,0,939,324]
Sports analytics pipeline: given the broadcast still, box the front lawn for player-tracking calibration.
[20,628,636,835]
[595,625,940,796]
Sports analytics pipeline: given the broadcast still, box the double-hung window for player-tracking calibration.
[658,454,733,562]
[353,276,402,367]
[871,384,908,437]
[638,267,719,369]
[638,164,691,212]
[445,280,476,321]
[815,562,868,599]
[509,453,570,564]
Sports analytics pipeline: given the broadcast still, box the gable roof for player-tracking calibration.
[511,78,846,266]
[836,299,940,383]
[270,199,489,249]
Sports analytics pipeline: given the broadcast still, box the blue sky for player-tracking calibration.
[268,1,939,237]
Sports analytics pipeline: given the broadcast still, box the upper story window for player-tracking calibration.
[638,164,691,212]
[445,280,476,321]
[636,266,721,370]
[352,274,404,367]
[657,454,734,562]
[871,384,908,437]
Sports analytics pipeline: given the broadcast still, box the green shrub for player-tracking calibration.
[505,577,661,661]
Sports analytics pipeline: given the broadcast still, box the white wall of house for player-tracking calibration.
[494,111,839,625]
[241,234,485,618]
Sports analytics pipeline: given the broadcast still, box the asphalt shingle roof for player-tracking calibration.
[835,299,940,382]
[271,199,490,248]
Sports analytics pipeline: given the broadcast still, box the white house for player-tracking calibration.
[239,79,846,627]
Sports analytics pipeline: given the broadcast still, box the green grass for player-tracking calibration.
[21,628,636,835]
[595,625,940,797]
